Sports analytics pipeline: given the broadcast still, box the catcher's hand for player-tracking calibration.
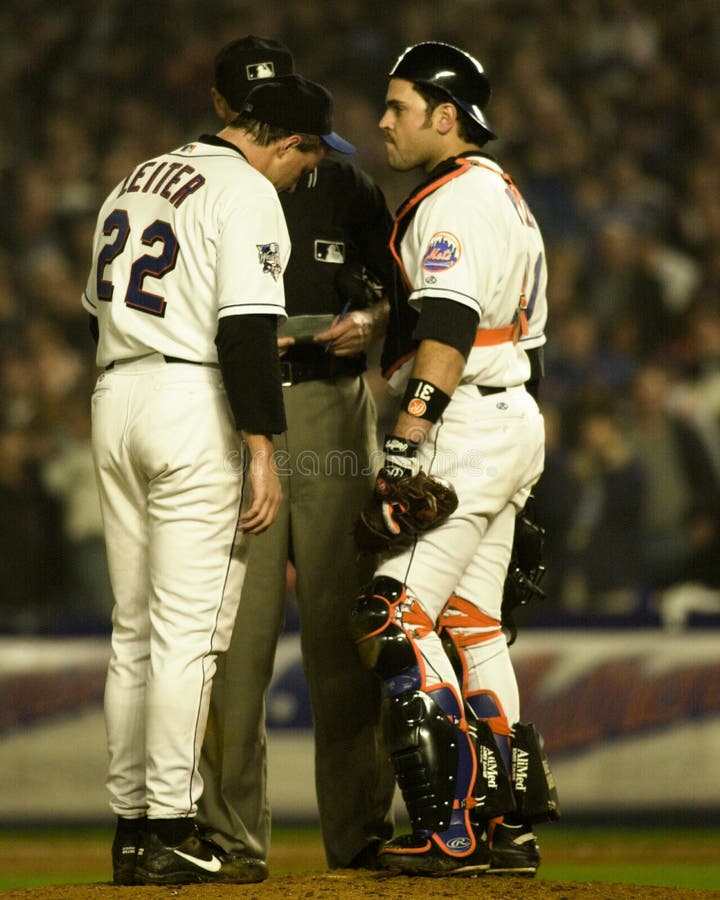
[354,468,459,554]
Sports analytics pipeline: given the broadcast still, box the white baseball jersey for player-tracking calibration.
[377,154,547,787]
[86,137,290,824]
[82,140,289,367]
[394,154,548,389]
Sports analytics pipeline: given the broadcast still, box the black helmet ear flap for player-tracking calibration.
[390,41,496,139]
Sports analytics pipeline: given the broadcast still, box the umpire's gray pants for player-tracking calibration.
[197,375,395,866]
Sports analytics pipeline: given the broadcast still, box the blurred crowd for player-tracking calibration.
[1,0,719,634]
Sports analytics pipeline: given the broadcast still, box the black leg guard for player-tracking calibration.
[379,684,490,874]
[485,721,557,878]
[382,689,459,834]
[352,578,470,835]
[349,576,417,678]
[439,631,516,821]
[352,580,491,874]
[469,718,516,822]
[510,723,561,823]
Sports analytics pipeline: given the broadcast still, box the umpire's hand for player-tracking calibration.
[314,299,390,356]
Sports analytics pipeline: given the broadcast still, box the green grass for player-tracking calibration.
[538,826,720,891]
[0,825,719,891]
[539,863,720,891]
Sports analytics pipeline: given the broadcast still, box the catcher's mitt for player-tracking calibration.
[354,469,458,553]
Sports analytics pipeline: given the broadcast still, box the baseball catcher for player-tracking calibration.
[348,39,558,878]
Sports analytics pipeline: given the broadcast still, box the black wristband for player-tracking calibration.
[401,378,452,423]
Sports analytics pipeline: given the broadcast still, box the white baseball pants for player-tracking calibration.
[91,354,248,820]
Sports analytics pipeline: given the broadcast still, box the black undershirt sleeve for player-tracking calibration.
[525,346,545,400]
[215,315,287,435]
[89,314,99,344]
[413,296,479,360]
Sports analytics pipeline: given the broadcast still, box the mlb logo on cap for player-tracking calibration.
[247,61,276,80]
[214,35,294,110]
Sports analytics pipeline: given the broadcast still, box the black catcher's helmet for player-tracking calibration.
[389,41,496,139]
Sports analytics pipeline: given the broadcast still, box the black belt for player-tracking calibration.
[105,355,210,371]
[477,385,508,396]
[279,357,363,387]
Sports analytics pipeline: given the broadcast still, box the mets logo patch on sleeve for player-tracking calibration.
[422,232,461,272]
[257,243,282,281]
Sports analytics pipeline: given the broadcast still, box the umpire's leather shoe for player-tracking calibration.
[346,838,383,870]
[488,822,541,875]
[379,833,490,876]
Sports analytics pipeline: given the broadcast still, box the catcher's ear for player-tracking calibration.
[434,102,457,136]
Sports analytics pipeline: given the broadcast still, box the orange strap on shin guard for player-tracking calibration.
[466,688,513,738]
[439,594,504,647]
[403,598,436,639]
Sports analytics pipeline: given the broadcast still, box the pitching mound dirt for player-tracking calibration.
[1,872,718,900]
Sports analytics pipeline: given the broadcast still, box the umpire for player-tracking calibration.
[197,37,396,880]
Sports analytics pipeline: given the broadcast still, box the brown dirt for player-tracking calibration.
[0,838,717,900]
[1,872,718,900]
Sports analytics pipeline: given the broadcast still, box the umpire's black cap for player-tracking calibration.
[240,74,355,154]
[214,35,295,110]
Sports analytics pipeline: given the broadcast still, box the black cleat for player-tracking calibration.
[135,828,263,885]
[196,828,269,882]
[379,833,490,877]
[347,839,383,870]
[217,852,268,883]
[488,822,541,875]
[111,817,146,885]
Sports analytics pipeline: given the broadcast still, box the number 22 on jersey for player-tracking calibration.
[96,209,179,317]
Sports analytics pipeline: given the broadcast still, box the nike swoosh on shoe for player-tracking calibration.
[172,849,222,872]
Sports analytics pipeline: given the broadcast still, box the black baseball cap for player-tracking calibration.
[214,35,295,110]
[240,75,355,154]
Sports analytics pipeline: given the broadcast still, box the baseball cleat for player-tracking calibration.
[216,853,268,883]
[134,828,264,885]
[111,835,139,885]
[487,822,541,875]
[111,817,146,885]
[378,833,490,876]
